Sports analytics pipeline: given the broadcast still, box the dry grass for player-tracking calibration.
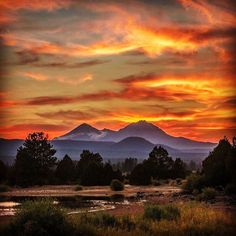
[69,202,236,236]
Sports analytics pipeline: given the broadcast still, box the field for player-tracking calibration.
[1,184,236,235]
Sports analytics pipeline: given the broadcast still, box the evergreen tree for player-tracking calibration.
[14,132,57,186]
[55,155,75,183]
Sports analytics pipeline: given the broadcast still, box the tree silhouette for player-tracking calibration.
[0,160,7,183]
[147,146,174,179]
[202,137,235,186]
[55,154,75,183]
[14,132,57,186]
[172,158,186,178]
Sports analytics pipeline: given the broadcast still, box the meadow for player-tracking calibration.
[1,199,235,236]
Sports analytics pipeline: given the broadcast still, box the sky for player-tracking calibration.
[0,0,235,142]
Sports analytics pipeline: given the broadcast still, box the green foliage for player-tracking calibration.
[121,158,138,173]
[130,146,187,185]
[148,146,174,179]
[55,155,75,183]
[0,160,7,183]
[75,185,83,191]
[7,200,71,236]
[75,150,122,186]
[0,184,9,192]
[196,187,217,201]
[2,202,236,236]
[172,158,187,178]
[225,183,236,195]
[202,137,236,187]
[130,163,151,185]
[80,212,117,228]
[183,174,205,193]
[14,132,57,186]
[110,179,124,191]
[119,215,135,231]
[144,204,180,221]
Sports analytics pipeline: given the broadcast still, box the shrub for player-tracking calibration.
[0,184,9,192]
[119,215,135,231]
[144,204,180,221]
[7,199,71,236]
[197,187,217,201]
[81,213,117,228]
[225,183,236,195]
[110,179,124,191]
[183,174,205,193]
[75,185,83,191]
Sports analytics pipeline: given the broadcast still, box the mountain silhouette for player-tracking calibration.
[55,120,216,149]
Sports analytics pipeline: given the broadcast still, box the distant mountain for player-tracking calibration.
[56,120,216,150]
[56,123,104,141]
[0,121,216,165]
[111,137,154,151]
[0,137,212,164]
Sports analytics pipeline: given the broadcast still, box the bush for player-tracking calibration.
[110,179,124,191]
[119,215,135,231]
[0,184,9,192]
[7,199,71,236]
[225,183,236,195]
[197,187,217,201]
[144,204,180,221]
[75,185,83,191]
[81,213,117,228]
[183,174,205,193]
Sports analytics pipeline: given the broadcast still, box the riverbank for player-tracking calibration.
[0,184,181,198]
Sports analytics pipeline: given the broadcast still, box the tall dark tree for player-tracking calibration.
[55,155,75,183]
[147,146,174,179]
[202,137,235,186]
[121,158,137,173]
[14,132,57,186]
[130,163,151,185]
[172,158,187,178]
[103,163,116,185]
[76,150,104,185]
[0,160,7,183]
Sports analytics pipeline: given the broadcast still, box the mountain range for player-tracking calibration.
[55,120,215,150]
[0,121,216,164]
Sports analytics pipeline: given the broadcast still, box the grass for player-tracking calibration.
[143,204,180,221]
[110,179,124,191]
[196,187,217,201]
[69,202,236,236]
[1,200,235,236]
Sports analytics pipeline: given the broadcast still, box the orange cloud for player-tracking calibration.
[24,72,48,81]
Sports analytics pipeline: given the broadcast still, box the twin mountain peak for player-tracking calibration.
[55,120,215,150]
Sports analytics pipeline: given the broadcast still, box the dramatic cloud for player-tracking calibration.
[0,0,235,141]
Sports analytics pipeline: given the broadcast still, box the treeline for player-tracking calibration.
[184,137,236,194]
[0,132,188,187]
[129,146,187,185]
[1,133,123,186]
[1,132,235,190]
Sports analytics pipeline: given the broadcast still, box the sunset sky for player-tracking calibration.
[0,0,235,142]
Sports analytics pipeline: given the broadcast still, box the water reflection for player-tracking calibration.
[0,201,21,216]
[0,196,145,217]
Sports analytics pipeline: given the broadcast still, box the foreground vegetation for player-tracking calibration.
[1,200,235,236]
